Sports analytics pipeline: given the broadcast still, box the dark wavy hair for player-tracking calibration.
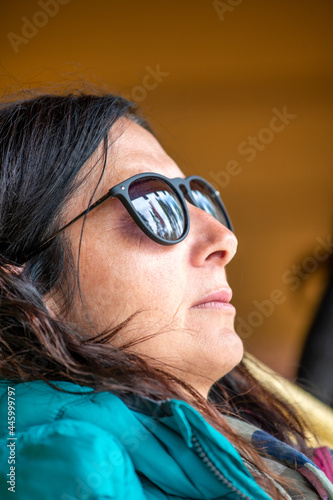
[0,90,314,499]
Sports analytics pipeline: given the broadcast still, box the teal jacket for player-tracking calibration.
[0,377,273,499]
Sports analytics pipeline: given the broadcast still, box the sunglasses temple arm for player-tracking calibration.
[24,192,114,262]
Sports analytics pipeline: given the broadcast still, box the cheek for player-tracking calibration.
[76,236,185,330]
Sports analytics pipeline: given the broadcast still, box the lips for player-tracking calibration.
[191,288,233,308]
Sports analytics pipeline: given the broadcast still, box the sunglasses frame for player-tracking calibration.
[25,172,233,260]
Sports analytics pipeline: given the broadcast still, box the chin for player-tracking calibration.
[192,329,244,385]
[218,328,244,368]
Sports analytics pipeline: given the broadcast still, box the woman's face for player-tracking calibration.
[65,119,242,398]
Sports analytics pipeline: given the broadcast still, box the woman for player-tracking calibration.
[0,91,332,500]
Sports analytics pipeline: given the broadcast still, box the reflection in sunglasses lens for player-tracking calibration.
[129,179,185,240]
[189,180,228,227]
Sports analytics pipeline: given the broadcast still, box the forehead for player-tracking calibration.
[106,119,185,186]
[64,119,187,222]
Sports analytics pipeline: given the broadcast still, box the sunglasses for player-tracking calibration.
[26,172,233,261]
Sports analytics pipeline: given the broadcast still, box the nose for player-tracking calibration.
[186,203,238,267]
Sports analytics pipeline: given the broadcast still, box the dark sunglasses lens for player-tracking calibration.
[189,180,230,227]
[128,178,186,241]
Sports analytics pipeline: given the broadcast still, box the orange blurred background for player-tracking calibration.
[0,0,332,379]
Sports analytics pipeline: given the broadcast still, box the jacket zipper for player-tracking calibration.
[191,433,252,500]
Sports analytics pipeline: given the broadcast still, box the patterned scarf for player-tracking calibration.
[224,416,333,499]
